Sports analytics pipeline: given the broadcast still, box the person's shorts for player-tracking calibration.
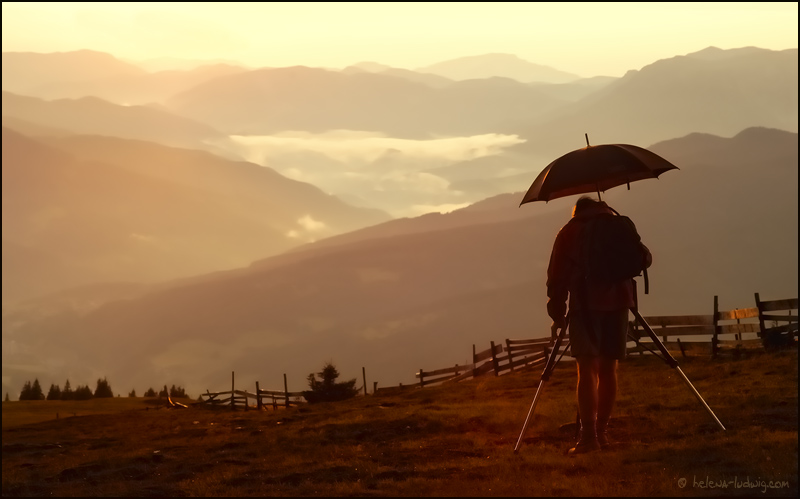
[568,309,629,360]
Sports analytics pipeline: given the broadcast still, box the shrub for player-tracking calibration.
[302,362,359,404]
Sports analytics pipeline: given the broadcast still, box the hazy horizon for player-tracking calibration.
[2,2,797,78]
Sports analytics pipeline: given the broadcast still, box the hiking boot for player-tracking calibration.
[597,430,610,449]
[567,436,601,455]
[596,418,611,449]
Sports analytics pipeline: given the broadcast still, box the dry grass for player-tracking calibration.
[2,347,797,497]
[0,397,174,429]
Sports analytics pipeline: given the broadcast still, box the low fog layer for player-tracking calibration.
[226,131,526,218]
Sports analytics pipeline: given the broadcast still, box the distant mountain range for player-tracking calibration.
[3,128,795,398]
[426,46,798,201]
[5,47,792,173]
[415,53,582,83]
[2,50,145,93]
[507,47,798,160]
[1,91,233,155]
[165,46,796,156]
[2,49,247,104]
[0,50,612,140]
[2,128,389,302]
[164,66,571,138]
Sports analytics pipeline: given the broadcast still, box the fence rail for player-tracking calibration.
[416,293,797,388]
[198,372,306,410]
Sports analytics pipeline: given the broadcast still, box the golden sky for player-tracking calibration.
[2,2,798,77]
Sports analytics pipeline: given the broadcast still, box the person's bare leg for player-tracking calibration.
[577,357,599,434]
[570,356,601,454]
[596,357,618,447]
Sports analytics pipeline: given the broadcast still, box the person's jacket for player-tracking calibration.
[546,201,652,321]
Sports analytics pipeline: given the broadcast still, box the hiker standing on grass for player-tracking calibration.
[546,196,652,455]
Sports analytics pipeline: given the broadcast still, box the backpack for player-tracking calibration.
[581,212,650,293]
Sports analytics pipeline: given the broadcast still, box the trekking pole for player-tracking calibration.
[630,308,726,431]
[514,318,570,453]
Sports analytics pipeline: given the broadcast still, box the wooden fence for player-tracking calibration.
[198,372,306,410]
[629,295,762,357]
[416,293,797,387]
[756,294,800,348]
[416,337,569,387]
[194,294,796,401]
[199,366,378,409]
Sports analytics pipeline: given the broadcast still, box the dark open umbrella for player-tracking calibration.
[519,134,679,205]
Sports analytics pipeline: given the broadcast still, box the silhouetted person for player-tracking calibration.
[546,196,651,454]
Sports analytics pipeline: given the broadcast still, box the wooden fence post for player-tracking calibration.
[373,381,378,394]
[256,381,262,410]
[418,369,424,388]
[490,341,500,377]
[283,373,289,408]
[677,338,687,358]
[362,367,367,396]
[505,339,515,373]
[472,344,477,378]
[231,371,235,410]
[712,295,720,357]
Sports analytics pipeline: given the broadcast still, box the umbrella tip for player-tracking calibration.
[585,133,590,147]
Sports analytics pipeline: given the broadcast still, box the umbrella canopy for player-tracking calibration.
[519,138,679,205]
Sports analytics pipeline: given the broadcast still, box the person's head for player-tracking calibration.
[572,196,602,217]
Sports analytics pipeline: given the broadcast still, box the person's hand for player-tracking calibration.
[551,318,566,340]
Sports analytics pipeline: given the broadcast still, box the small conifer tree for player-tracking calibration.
[169,385,188,398]
[46,384,62,401]
[73,384,93,400]
[31,379,45,400]
[20,379,45,400]
[302,362,359,404]
[93,377,114,398]
[61,380,74,400]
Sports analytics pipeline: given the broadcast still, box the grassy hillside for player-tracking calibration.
[3,347,796,497]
